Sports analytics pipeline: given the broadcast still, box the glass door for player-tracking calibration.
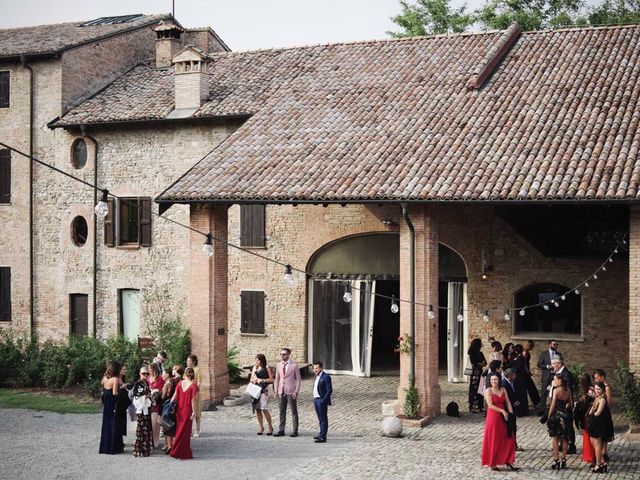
[447,282,468,382]
[119,289,140,342]
[310,279,376,376]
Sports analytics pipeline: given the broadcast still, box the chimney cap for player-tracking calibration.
[154,20,184,33]
[172,45,207,63]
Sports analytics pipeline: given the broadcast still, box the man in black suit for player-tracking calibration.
[537,339,563,412]
[502,368,523,451]
[312,361,332,443]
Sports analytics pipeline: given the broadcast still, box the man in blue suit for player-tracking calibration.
[312,361,332,443]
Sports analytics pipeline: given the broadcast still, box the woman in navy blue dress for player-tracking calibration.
[99,361,124,454]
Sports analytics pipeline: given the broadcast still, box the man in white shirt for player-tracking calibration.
[312,361,332,443]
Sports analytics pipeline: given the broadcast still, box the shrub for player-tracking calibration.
[569,363,584,399]
[227,345,242,382]
[104,335,140,380]
[403,377,420,418]
[16,334,42,387]
[40,340,70,390]
[0,330,23,386]
[614,361,640,425]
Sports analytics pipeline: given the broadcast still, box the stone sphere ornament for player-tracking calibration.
[381,416,403,438]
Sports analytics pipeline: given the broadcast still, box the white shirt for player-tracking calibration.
[313,371,323,398]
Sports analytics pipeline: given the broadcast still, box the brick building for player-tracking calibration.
[2,16,639,417]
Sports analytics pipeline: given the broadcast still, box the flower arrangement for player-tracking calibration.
[394,334,412,354]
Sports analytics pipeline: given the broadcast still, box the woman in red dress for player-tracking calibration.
[170,367,199,460]
[481,373,520,471]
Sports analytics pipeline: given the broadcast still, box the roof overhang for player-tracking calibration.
[48,112,251,130]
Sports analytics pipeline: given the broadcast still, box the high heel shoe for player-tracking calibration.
[506,463,521,471]
[551,459,560,470]
[560,458,567,469]
[592,463,604,473]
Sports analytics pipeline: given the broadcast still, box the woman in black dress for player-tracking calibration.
[115,365,132,446]
[250,354,274,434]
[522,340,541,407]
[502,343,515,370]
[468,338,487,413]
[588,381,614,473]
[547,374,573,470]
[99,361,124,454]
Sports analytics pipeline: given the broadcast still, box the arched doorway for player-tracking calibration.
[308,233,400,376]
[437,244,469,382]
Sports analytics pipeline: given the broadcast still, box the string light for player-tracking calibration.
[343,282,352,303]
[202,233,214,257]
[0,142,629,321]
[427,304,435,320]
[94,189,109,219]
[553,300,560,307]
[283,264,294,286]
[504,309,510,321]
[390,296,399,314]
[561,295,566,301]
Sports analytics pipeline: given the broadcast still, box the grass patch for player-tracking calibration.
[0,388,101,414]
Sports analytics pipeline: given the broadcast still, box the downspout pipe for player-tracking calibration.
[81,125,98,337]
[400,203,415,388]
[20,55,34,334]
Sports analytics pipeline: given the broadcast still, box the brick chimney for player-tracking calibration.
[154,21,183,69]
[172,46,209,110]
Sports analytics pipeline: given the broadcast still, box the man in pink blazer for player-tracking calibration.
[273,347,301,437]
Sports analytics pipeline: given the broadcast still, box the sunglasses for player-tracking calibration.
[280,353,290,356]
[141,372,149,376]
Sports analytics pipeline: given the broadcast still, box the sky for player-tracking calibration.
[0,0,491,51]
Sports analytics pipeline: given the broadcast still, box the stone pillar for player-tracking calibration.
[630,206,640,375]
[398,205,440,418]
[189,204,230,408]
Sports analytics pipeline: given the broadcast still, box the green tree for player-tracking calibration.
[389,0,474,37]
[477,0,586,31]
[589,0,640,26]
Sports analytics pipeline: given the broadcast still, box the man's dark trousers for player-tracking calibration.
[278,394,298,434]
[314,398,328,440]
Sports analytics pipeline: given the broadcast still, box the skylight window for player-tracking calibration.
[80,14,143,27]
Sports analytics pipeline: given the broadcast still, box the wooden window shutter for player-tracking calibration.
[104,197,115,247]
[0,72,9,108]
[138,197,152,247]
[0,149,10,203]
[240,204,265,247]
[0,267,11,322]
[240,290,265,334]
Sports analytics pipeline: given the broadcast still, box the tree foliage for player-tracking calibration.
[389,0,474,36]
[390,0,640,37]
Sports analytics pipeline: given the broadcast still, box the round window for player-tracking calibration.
[71,216,88,246]
[71,138,88,169]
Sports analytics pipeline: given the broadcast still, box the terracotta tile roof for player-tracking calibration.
[56,24,640,202]
[0,14,170,59]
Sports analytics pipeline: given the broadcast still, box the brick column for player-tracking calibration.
[189,204,230,408]
[630,206,640,375]
[398,205,441,418]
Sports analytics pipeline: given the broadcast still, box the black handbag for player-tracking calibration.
[159,414,176,435]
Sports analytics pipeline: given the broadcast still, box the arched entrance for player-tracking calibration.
[437,244,468,382]
[308,233,400,376]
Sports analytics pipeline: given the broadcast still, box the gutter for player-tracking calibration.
[81,125,99,337]
[48,113,252,130]
[400,203,415,388]
[20,55,34,334]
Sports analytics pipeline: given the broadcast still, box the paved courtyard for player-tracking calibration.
[1,375,638,479]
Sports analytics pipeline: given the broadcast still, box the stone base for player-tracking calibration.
[624,425,640,442]
[398,415,431,428]
[382,400,398,417]
[222,394,250,407]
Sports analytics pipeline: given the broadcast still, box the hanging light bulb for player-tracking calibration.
[585,281,590,287]
[457,307,464,323]
[504,309,511,321]
[94,189,109,219]
[201,233,214,257]
[390,295,399,314]
[343,282,352,303]
[283,264,295,286]
[427,304,435,320]
[608,257,613,263]
[482,310,490,322]
[553,300,560,307]
[561,294,566,301]
[614,248,619,254]
[519,309,525,317]
[623,239,628,245]
[543,304,550,311]
[593,273,598,280]
[575,288,580,295]
[602,266,607,272]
